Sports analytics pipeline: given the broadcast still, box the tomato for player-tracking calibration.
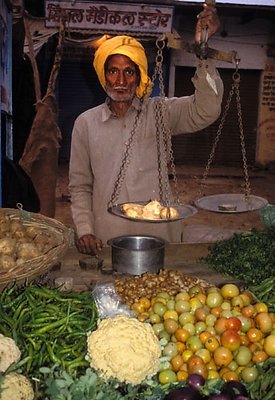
[252,350,268,364]
[225,317,242,332]
[195,321,207,334]
[139,297,151,310]
[183,323,196,336]
[211,306,223,317]
[239,334,250,347]
[221,330,241,351]
[163,310,179,321]
[222,371,239,382]
[241,366,258,383]
[187,355,208,379]
[157,292,170,300]
[234,346,252,366]
[195,292,207,305]
[221,301,232,311]
[199,331,212,344]
[208,370,220,379]
[195,306,210,322]
[176,341,185,354]
[171,354,184,372]
[195,348,211,364]
[205,336,220,352]
[179,312,195,325]
[182,349,194,362]
[264,334,275,357]
[247,327,263,343]
[166,299,176,310]
[220,283,240,299]
[239,290,254,305]
[213,346,233,367]
[206,292,224,308]
[242,305,256,318]
[175,300,191,314]
[159,330,171,341]
[189,297,203,313]
[131,302,145,314]
[238,315,253,333]
[255,312,273,333]
[254,302,268,313]
[231,295,245,309]
[177,370,188,381]
[153,301,168,317]
[186,336,203,352]
[205,314,217,327]
[163,342,178,359]
[149,313,161,324]
[175,291,190,301]
[152,322,165,336]
[174,328,190,343]
[214,317,228,334]
[137,312,150,322]
[158,369,177,384]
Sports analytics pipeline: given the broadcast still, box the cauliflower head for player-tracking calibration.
[0,372,34,400]
[0,334,21,372]
[87,315,161,384]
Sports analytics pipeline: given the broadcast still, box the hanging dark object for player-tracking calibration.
[19,11,66,217]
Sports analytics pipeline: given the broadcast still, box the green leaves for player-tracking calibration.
[203,229,275,285]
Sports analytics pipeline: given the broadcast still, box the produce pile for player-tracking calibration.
[0,278,274,399]
[0,226,275,399]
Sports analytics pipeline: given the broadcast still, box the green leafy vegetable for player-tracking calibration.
[202,229,275,285]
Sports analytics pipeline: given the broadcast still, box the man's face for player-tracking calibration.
[105,54,139,103]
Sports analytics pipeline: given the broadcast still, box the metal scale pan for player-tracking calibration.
[108,201,197,222]
[195,193,268,213]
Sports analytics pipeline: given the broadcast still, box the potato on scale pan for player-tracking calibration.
[122,199,179,220]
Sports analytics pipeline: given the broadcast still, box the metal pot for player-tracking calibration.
[107,235,166,275]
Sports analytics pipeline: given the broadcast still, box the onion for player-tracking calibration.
[222,381,248,398]
[187,374,206,390]
[164,386,204,400]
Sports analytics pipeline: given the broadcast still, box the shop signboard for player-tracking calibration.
[45,1,174,34]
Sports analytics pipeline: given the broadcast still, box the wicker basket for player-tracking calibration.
[0,208,70,289]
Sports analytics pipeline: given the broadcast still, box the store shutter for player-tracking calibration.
[172,67,261,167]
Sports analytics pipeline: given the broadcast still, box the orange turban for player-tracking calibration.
[93,35,152,98]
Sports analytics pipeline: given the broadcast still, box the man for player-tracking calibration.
[69,3,223,255]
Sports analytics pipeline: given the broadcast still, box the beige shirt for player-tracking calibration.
[69,60,224,243]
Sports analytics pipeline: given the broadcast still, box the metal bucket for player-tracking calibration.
[107,235,166,275]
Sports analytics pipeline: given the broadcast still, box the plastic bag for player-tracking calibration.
[92,282,134,319]
[260,204,275,229]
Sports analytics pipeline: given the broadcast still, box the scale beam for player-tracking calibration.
[165,33,238,64]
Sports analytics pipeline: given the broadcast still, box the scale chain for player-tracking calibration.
[200,65,251,199]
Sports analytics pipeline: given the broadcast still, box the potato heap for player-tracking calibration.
[0,214,56,272]
[122,200,179,220]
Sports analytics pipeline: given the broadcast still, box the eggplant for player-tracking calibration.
[221,381,248,398]
[208,394,232,400]
[187,374,205,390]
[164,386,204,400]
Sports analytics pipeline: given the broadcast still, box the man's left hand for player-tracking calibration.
[195,3,220,43]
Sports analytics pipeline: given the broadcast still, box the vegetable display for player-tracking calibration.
[0,270,274,399]
[202,229,275,285]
